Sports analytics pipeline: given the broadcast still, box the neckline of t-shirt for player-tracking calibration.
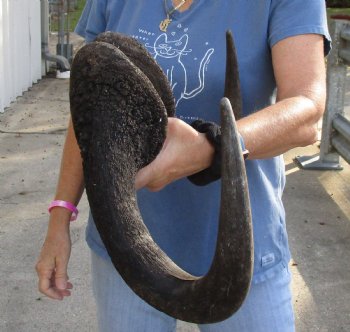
[164,0,202,21]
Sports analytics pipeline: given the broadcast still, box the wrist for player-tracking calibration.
[198,132,215,170]
[47,200,78,231]
[238,132,249,160]
[187,119,221,186]
[48,200,78,221]
[47,209,72,233]
[187,119,248,186]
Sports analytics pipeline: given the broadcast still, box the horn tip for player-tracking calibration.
[220,97,236,121]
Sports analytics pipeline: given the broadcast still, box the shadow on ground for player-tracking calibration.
[284,150,350,332]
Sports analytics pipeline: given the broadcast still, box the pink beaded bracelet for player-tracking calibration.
[48,200,79,221]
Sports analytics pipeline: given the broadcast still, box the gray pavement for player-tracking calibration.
[0,67,350,331]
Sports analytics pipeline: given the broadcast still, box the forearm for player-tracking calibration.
[49,118,84,230]
[135,93,325,189]
[238,34,326,160]
[238,94,325,159]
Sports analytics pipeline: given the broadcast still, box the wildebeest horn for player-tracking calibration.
[70,31,253,324]
[225,30,242,120]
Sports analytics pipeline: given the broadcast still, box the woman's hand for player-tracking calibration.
[135,117,214,191]
[35,209,73,300]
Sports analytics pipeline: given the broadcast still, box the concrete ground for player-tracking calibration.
[0,54,350,331]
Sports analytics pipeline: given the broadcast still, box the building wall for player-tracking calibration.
[0,0,42,112]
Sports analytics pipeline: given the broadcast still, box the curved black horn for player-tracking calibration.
[225,30,242,120]
[70,32,253,324]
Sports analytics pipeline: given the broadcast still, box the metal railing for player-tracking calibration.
[296,18,350,170]
[49,0,74,63]
[41,0,70,72]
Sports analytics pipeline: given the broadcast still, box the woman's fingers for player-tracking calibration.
[54,256,70,290]
[37,265,63,300]
[36,265,72,300]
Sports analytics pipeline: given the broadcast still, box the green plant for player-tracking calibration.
[69,0,86,32]
[50,0,86,32]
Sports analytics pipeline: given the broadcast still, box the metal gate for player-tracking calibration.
[296,18,350,170]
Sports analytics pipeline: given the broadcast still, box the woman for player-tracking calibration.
[36,1,330,331]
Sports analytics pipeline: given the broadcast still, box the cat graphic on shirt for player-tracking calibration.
[146,33,214,106]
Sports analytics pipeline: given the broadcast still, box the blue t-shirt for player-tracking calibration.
[75,0,331,284]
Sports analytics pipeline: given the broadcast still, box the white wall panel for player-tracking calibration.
[0,0,41,112]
